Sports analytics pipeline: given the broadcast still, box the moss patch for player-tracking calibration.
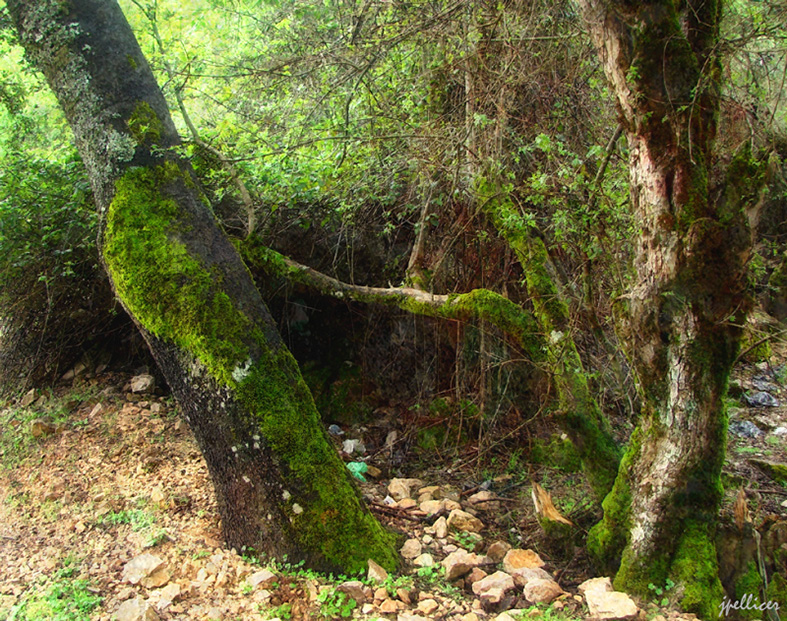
[127,101,163,146]
[103,163,397,573]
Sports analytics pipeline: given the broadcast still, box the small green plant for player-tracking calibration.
[193,549,211,560]
[261,602,292,620]
[515,603,582,620]
[144,529,171,548]
[453,530,481,551]
[4,558,102,620]
[648,577,676,607]
[99,508,155,531]
[317,588,356,619]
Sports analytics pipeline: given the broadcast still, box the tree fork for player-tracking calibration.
[7,0,397,573]
[576,1,762,615]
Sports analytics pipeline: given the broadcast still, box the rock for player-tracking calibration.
[744,391,779,407]
[116,596,160,621]
[20,389,37,408]
[729,419,763,438]
[468,490,497,506]
[494,613,520,621]
[442,549,482,581]
[247,569,276,589]
[578,576,613,596]
[420,499,445,515]
[367,559,389,583]
[419,485,441,498]
[472,571,515,602]
[509,567,553,588]
[398,498,417,510]
[379,598,402,613]
[417,599,439,615]
[130,374,155,394]
[30,418,57,438]
[337,580,366,604]
[396,587,412,603]
[466,567,488,585]
[774,426,787,436]
[433,516,448,538]
[523,578,563,604]
[397,614,429,621]
[413,553,435,567]
[366,465,382,479]
[447,509,484,533]
[400,538,423,559]
[502,548,544,572]
[486,540,512,562]
[328,424,344,436]
[388,478,423,501]
[584,590,639,620]
[123,553,169,587]
[155,583,180,611]
[150,487,166,504]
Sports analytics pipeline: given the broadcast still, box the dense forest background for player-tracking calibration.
[2,0,786,408]
[1,0,787,616]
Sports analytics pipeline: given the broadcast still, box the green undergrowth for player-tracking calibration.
[0,386,103,469]
[0,557,102,621]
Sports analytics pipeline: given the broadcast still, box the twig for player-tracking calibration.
[734,328,787,366]
[369,502,424,522]
[745,487,787,498]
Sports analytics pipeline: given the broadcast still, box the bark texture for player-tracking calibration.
[7,0,396,573]
[576,1,761,616]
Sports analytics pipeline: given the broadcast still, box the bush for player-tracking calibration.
[0,80,131,392]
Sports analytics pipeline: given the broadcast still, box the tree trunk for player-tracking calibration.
[576,1,762,616]
[7,0,396,573]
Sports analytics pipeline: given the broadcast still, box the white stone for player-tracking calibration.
[122,554,168,587]
[585,590,639,620]
[523,577,563,604]
[367,559,389,582]
[400,538,422,559]
[433,516,448,538]
[115,596,160,621]
[130,374,155,394]
[446,509,484,533]
[247,569,276,589]
[413,553,435,567]
[472,571,515,600]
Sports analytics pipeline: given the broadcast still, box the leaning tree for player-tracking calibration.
[5,0,397,573]
[575,0,767,616]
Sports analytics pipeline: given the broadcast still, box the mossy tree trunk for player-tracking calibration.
[576,1,759,616]
[481,192,621,500]
[7,0,397,573]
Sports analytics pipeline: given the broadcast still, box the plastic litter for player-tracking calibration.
[346,461,368,482]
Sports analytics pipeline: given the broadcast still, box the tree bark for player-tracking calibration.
[7,0,396,573]
[576,1,762,615]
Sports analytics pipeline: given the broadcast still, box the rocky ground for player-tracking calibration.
[0,356,785,621]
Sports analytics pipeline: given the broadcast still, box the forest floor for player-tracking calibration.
[0,352,785,621]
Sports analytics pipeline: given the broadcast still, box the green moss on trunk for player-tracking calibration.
[103,162,397,573]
